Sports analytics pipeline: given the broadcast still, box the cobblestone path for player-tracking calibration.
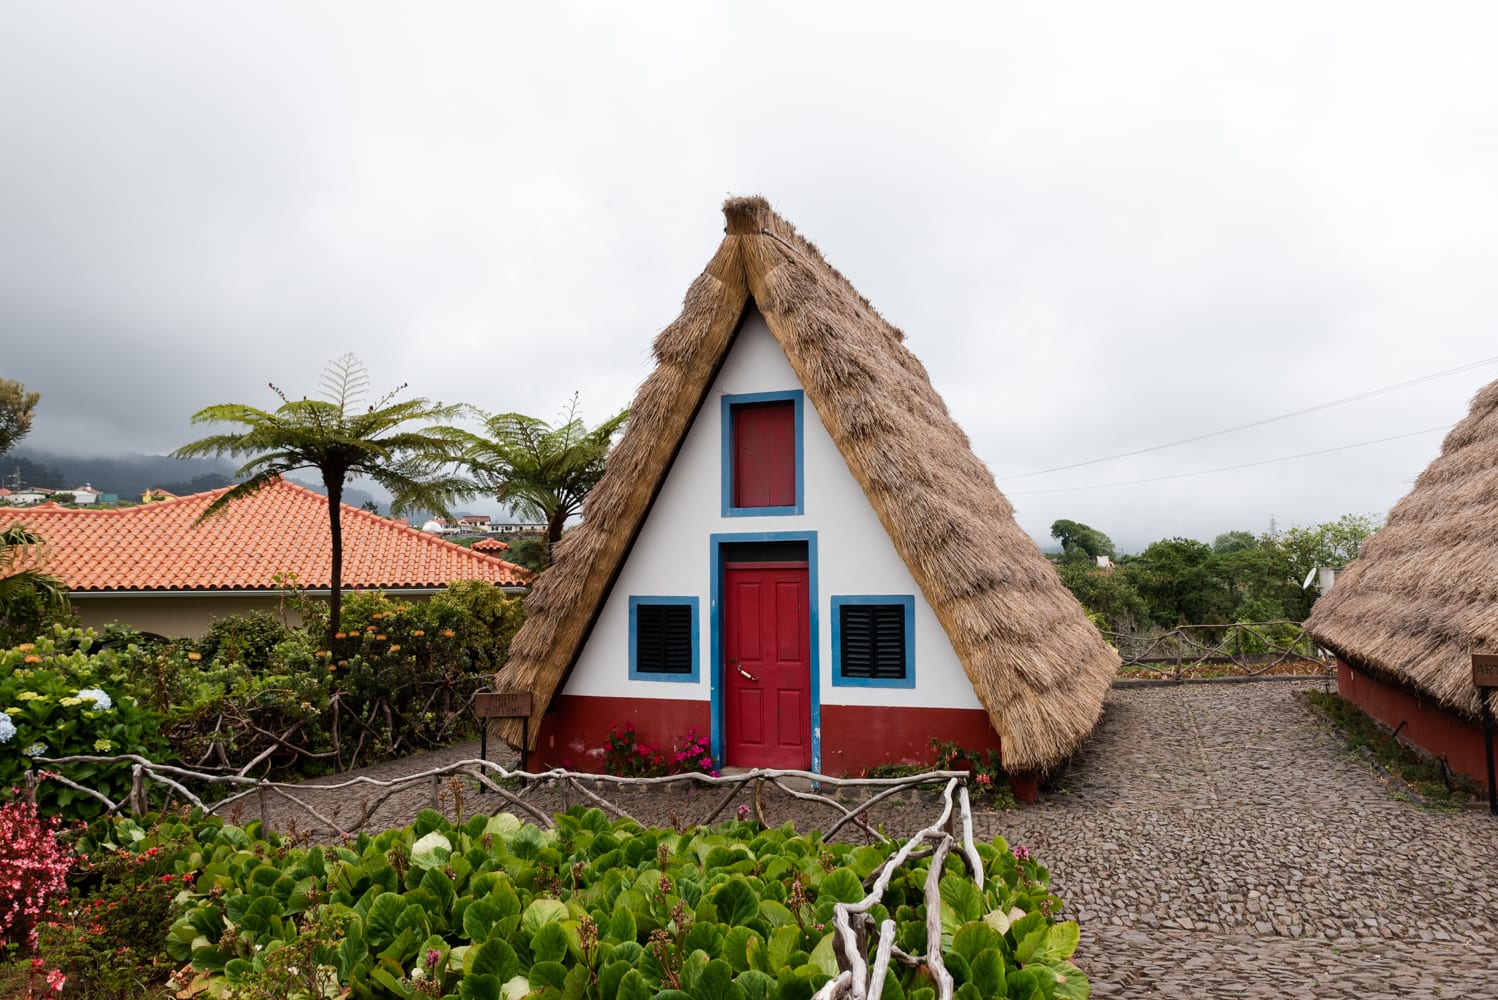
[985,680,1498,999]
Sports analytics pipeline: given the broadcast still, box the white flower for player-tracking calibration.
[76,688,112,711]
[0,712,15,744]
[24,742,48,758]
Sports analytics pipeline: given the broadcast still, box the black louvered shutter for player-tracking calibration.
[636,604,693,674]
[839,604,907,680]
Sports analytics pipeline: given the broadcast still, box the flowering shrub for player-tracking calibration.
[0,637,165,819]
[603,722,665,776]
[602,723,721,777]
[0,789,72,952]
[31,814,200,1000]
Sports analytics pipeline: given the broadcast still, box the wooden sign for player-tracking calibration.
[1472,654,1498,689]
[475,691,533,718]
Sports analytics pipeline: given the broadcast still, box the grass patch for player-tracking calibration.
[1299,689,1483,810]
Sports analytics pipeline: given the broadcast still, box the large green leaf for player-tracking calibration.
[969,949,1008,997]
[523,898,570,935]
[817,869,865,905]
[734,969,776,1000]
[607,904,638,943]
[690,959,743,1000]
[532,921,571,963]
[616,968,653,1000]
[953,922,1004,963]
[714,880,763,927]
[468,937,521,981]
[366,891,407,948]
[465,899,505,942]
[940,875,984,923]
[461,974,503,1000]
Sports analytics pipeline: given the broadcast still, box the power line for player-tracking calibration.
[998,355,1498,481]
[1007,425,1451,496]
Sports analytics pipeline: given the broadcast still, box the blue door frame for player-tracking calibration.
[709,530,820,772]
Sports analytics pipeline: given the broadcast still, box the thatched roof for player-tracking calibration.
[499,196,1118,773]
[1306,377,1498,721]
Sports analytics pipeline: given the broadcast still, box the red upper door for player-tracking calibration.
[723,562,811,769]
[732,401,797,508]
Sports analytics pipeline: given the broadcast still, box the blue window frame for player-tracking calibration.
[629,596,700,683]
[831,595,915,688]
[721,390,805,517]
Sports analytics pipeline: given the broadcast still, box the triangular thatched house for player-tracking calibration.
[499,197,1117,786]
[1306,378,1498,783]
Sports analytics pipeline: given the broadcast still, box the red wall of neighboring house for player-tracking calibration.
[1337,659,1494,786]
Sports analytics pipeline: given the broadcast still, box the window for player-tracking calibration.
[722,390,804,516]
[629,597,699,682]
[831,595,914,688]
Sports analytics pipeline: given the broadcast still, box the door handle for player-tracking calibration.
[736,665,759,682]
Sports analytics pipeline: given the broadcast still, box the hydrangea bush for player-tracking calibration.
[0,637,164,819]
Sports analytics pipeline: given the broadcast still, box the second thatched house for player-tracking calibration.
[1306,378,1498,784]
[498,197,1118,789]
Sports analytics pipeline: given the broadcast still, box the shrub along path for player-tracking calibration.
[266,680,1498,998]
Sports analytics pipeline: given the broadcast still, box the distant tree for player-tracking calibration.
[0,379,40,458]
[360,498,381,515]
[1050,518,1116,563]
[1056,560,1149,634]
[502,535,552,574]
[1279,513,1382,586]
[172,354,471,639]
[461,395,628,546]
[1212,530,1258,555]
[0,524,69,644]
[1122,537,1229,626]
[48,492,75,506]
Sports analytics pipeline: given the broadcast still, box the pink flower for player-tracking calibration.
[699,757,713,769]
[47,967,66,991]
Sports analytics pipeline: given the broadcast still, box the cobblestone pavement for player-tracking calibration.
[270,680,1498,998]
[984,680,1498,999]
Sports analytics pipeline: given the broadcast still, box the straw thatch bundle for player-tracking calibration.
[1306,378,1498,721]
[499,196,1118,773]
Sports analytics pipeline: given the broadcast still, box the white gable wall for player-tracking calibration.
[565,308,979,712]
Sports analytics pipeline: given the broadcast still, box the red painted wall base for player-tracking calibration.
[532,695,1036,797]
[1337,660,1494,786]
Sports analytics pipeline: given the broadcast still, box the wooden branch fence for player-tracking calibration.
[1106,620,1332,680]
[31,753,972,844]
[815,778,981,1000]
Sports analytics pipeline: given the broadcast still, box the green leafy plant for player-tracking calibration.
[137,805,1086,999]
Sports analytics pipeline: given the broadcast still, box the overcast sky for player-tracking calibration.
[4,3,1496,553]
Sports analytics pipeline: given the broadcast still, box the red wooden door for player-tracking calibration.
[724,562,811,769]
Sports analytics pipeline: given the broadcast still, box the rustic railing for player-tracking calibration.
[31,754,971,844]
[815,778,981,1000]
[1106,620,1332,680]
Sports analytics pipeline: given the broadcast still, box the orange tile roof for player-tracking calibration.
[471,537,511,553]
[0,477,532,592]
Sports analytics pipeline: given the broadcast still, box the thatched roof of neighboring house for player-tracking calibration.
[1306,377,1498,721]
[499,196,1119,773]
